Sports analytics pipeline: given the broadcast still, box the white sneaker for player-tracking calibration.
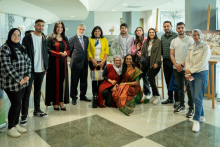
[153,96,161,105]
[149,96,156,103]
[189,116,206,123]
[7,127,21,138]
[192,121,200,132]
[145,95,151,99]
[15,124,27,133]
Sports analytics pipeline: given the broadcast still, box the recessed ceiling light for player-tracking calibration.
[123,4,127,5]
[70,16,75,17]
[112,10,116,11]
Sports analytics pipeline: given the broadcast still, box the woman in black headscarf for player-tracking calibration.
[0,28,32,138]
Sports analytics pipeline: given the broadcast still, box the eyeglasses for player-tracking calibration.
[115,60,121,61]
[12,34,21,37]
[126,58,132,60]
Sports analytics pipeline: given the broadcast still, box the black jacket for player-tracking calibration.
[22,30,48,72]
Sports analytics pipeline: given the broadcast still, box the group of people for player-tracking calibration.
[0,19,210,137]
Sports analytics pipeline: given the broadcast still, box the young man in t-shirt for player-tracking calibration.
[170,22,194,118]
[21,19,48,126]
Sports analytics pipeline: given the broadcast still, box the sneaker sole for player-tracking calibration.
[20,123,27,127]
[174,110,186,114]
[7,134,21,138]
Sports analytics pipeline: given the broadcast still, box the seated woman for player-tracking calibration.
[112,54,144,116]
[98,55,122,108]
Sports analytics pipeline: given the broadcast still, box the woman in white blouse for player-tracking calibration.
[185,29,211,133]
[88,26,109,97]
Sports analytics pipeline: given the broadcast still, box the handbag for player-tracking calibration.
[92,93,98,108]
[140,55,149,69]
[168,74,178,92]
[90,67,104,81]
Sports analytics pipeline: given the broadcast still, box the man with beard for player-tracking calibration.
[111,23,134,58]
[69,23,90,105]
[21,19,49,126]
[161,21,179,108]
[170,22,194,118]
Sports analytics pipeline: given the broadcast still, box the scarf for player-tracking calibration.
[6,28,26,60]
[112,55,123,75]
[192,29,204,51]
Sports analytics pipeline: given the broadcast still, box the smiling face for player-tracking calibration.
[34,22,44,33]
[148,29,155,39]
[176,24,185,35]
[94,29,101,38]
[136,28,143,37]
[163,23,172,33]
[56,23,63,34]
[11,30,21,43]
[125,55,133,65]
[114,57,121,67]
[77,26,85,37]
[193,31,201,42]
[120,26,127,34]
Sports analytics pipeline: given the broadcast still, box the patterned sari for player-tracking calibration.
[112,67,146,116]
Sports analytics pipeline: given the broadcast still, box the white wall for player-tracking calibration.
[140,10,159,33]
[94,12,122,35]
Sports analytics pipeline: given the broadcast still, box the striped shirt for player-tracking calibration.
[161,31,178,58]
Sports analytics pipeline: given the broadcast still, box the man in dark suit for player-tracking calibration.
[69,23,91,105]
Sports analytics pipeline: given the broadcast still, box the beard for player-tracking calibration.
[179,32,184,35]
[165,30,171,33]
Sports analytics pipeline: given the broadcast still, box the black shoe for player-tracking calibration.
[33,110,48,117]
[20,116,27,127]
[54,107,60,111]
[161,99,174,104]
[80,96,91,102]
[174,105,186,114]
[186,109,194,118]
[174,102,180,109]
[59,105,66,111]
[72,100,77,105]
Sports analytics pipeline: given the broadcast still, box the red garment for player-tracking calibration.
[98,64,121,108]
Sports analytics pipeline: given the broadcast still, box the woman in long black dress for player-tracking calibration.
[45,21,70,111]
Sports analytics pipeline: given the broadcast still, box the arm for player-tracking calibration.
[47,37,61,57]
[131,41,137,55]
[69,37,74,57]
[189,45,211,73]
[102,67,109,81]
[141,41,147,58]
[0,46,23,83]
[123,77,140,86]
[155,40,162,66]
[87,38,93,60]
[128,36,134,54]
[185,49,191,71]
[103,38,109,61]
[25,51,32,78]
[111,37,117,55]
[65,40,70,57]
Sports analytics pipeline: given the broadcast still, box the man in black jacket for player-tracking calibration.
[69,23,90,105]
[21,19,48,126]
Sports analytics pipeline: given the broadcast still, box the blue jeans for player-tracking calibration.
[189,70,208,122]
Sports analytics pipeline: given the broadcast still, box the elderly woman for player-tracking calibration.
[98,55,122,108]
[88,26,109,98]
[185,29,211,133]
[112,54,144,116]
[0,28,31,137]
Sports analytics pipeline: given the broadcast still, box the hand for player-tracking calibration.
[111,84,118,92]
[23,76,30,83]
[137,52,141,58]
[99,61,105,68]
[153,63,158,69]
[63,51,67,56]
[136,43,141,51]
[185,69,191,75]
[60,52,66,57]
[111,80,117,85]
[175,64,183,72]
[185,75,192,80]
[119,83,126,86]
[92,60,98,67]
[19,79,26,85]
[44,71,47,76]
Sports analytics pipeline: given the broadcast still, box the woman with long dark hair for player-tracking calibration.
[87,26,109,98]
[45,21,70,111]
[0,28,31,137]
[141,28,162,104]
[112,54,143,116]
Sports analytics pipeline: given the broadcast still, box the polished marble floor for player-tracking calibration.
[1,65,220,147]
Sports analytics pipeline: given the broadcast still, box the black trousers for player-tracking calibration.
[163,59,179,102]
[148,67,160,96]
[102,87,113,107]
[173,69,194,109]
[5,87,27,129]
[22,72,45,117]
[89,61,106,96]
[70,61,88,100]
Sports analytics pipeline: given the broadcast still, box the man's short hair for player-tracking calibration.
[35,19,45,24]
[78,23,86,29]
[176,22,185,27]
[120,23,128,29]
[163,21,172,26]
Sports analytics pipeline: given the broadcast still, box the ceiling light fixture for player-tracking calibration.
[70,16,75,17]
[112,10,116,11]
[123,4,127,5]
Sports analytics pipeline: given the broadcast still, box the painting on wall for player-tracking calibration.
[105,35,117,57]
[186,30,220,61]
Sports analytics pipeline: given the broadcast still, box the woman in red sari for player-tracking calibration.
[112,54,143,116]
[98,55,122,108]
